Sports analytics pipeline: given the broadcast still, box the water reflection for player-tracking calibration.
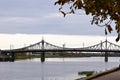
[41,62,44,80]
[0,57,120,80]
[41,57,120,62]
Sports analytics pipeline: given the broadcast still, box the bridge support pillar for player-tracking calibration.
[41,51,45,62]
[11,52,15,62]
[105,52,108,62]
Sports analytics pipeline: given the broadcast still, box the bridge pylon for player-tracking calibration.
[105,39,108,62]
[41,39,45,62]
[11,52,15,62]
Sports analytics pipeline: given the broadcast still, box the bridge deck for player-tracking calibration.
[1,49,120,53]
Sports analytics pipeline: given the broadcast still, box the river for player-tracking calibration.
[0,57,120,80]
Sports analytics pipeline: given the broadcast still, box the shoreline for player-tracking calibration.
[77,67,120,80]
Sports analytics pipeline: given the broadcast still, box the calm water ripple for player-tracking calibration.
[0,57,120,80]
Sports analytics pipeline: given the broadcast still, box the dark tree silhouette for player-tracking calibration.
[55,0,120,41]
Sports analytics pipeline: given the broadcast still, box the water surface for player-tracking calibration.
[0,57,120,80]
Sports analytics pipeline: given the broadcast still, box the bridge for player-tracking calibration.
[1,39,120,62]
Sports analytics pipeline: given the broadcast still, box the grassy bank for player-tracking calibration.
[78,71,95,77]
[76,67,120,80]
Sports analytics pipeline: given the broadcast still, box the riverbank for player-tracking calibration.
[77,67,120,80]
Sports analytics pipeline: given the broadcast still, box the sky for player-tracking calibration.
[0,0,115,35]
[0,0,119,49]
[0,34,118,49]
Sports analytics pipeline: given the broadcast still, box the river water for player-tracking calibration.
[0,57,120,80]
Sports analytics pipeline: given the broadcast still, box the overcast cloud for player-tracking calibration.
[0,0,116,36]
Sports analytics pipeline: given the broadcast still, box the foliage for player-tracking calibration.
[55,0,120,41]
[78,71,94,76]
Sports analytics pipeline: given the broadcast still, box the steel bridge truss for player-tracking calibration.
[83,40,120,50]
[1,39,120,62]
[16,39,120,51]
[19,40,63,50]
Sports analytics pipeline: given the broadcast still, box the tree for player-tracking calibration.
[54,0,120,41]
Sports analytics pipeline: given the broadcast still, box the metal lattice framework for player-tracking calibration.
[16,39,120,51]
[18,40,63,50]
[1,39,120,62]
[83,40,120,50]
